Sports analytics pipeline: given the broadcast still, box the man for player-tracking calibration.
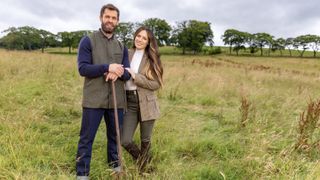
[75,4,130,179]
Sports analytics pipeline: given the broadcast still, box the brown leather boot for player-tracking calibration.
[123,143,141,161]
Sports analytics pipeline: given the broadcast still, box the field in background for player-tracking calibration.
[1,49,320,179]
[44,45,320,58]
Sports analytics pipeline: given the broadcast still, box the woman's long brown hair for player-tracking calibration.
[133,26,163,87]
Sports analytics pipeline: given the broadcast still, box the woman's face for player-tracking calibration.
[134,30,149,50]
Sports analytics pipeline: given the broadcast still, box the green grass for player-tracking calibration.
[1,49,320,179]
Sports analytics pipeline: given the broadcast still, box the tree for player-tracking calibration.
[0,27,24,50]
[294,35,311,57]
[188,20,214,54]
[247,34,259,54]
[222,29,250,55]
[38,29,58,53]
[254,33,273,56]
[222,29,236,54]
[172,20,213,54]
[0,26,43,50]
[18,26,42,50]
[307,35,320,58]
[0,26,60,52]
[72,31,91,49]
[271,38,286,56]
[57,32,73,53]
[58,30,90,54]
[143,18,172,46]
[171,21,188,54]
[285,38,295,57]
[115,22,134,47]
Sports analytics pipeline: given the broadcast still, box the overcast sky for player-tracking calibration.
[1,0,320,45]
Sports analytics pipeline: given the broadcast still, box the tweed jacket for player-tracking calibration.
[128,49,161,121]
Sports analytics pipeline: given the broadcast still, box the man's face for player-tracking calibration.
[100,9,118,33]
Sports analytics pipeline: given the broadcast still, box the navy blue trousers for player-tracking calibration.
[76,108,124,176]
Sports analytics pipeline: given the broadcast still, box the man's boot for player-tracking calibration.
[123,143,141,161]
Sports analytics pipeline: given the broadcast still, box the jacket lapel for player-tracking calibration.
[129,49,148,73]
[138,53,147,73]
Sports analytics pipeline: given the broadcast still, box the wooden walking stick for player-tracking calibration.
[111,80,123,175]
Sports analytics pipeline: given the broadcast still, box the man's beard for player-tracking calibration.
[101,22,116,34]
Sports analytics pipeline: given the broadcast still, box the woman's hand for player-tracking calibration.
[125,68,136,79]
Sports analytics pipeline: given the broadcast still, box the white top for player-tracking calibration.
[125,49,144,90]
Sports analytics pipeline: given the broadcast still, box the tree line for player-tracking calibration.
[1,18,319,57]
[222,29,320,57]
[0,18,214,54]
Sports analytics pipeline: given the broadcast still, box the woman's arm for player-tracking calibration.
[126,67,161,91]
[134,73,161,90]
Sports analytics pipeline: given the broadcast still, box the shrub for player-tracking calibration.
[208,47,222,55]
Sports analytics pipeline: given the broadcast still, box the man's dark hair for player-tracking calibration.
[100,4,120,19]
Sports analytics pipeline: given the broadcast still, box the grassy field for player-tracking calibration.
[1,48,320,179]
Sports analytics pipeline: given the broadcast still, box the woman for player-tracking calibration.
[121,26,163,171]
